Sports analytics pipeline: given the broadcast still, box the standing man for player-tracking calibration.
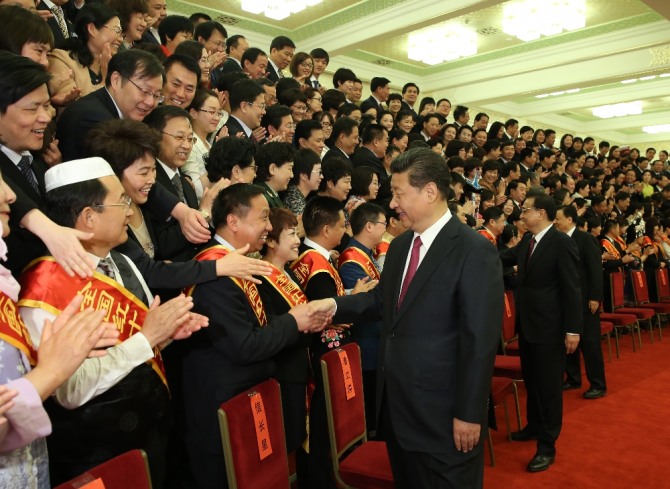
[400,82,419,115]
[312,148,504,488]
[500,194,582,472]
[222,34,248,73]
[266,36,295,82]
[309,48,329,92]
[364,77,391,114]
[555,205,607,399]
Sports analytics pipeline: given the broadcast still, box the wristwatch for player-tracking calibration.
[198,208,211,223]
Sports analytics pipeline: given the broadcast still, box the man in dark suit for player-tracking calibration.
[322,117,358,164]
[224,79,266,139]
[311,149,504,489]
[555,206,607,399]
[400,82,419,116]
[363,77,391,115]
[181,184,328,489]
[37,0,75,45]
[352,124,391,203]
[222,35,248,73]
[500,194,582,472]
[266,35,295,83]
[141,0,167,44]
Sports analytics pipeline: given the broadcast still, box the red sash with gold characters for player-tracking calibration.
[263,264,307,308]
[18,257,167,386]
[338,247,380,281]
[601,238,621,260]
[186,245,267,326]
[0,290,37,366]
[372,240,390,261]
[614,236,627,252]
[290,249,345,296]
[478,228,497,247]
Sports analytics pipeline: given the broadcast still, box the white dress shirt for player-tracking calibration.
[400,209,452,288]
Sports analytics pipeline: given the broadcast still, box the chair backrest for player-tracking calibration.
[321,343,367,461]
[656,268,670,301]
[630,270,650,304]
[53,449,152,489]
[218,379,290,489]
[501,290,516,345]
[610,271,626,309]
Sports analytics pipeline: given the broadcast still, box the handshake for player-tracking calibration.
[288,298,340,334]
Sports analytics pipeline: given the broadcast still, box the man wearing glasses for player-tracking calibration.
[224,79,267,140]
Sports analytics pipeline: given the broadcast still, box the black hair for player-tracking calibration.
[0,52,51,115]
[229,78,265,111]
[194,21,227,42]
[206,137,257,182]
[45,179,108,228]
[158,15,194,46]
[350,202,385,235]
[290,148,321,185]
[254,142,295,183]
[270,36,295,51]
[105,49,165,86]
[143,105,191,133]
[211,183,265,229]
[390,148,451,200]
[302,196,343,237]
[350,166,377,197]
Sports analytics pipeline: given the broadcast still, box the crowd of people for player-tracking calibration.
[0,0,669,488]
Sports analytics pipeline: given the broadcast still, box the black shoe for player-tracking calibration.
[583,388,607,399]
[562,381,582,391]
[527,453,555,472]
[510,429,538,442]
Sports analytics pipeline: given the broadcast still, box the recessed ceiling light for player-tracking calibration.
[592,101,642,119]
[642,124,670,134]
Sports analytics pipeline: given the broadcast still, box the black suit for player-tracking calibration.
[322,147,352,164]
[223,116,249,139]
[351,146,391,203]
[181,241,300,489]
[500,226,582,457]
[266,62,280,83]
[37,2,74,46]
[221,58,243,73]
[141,29,160,45]
[565,229,606,390]
[400,100,417,116]
[333,215,503,489]
[363,95,384,114]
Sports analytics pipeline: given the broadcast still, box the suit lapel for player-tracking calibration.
[392,218,460,326]
[155,163,179,198]
[0,152,43,203]
[525,226,556,275]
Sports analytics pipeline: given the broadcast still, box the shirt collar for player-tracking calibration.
[303,237,331,261]
[231,115,252,137]
[348,237,372,256]
[413,209,452,252]
[213,234,235,250]
[105,88,124,119]
[533,223,553,244]
[157,159,177,180]
[566,226,576,237]
[269,59,282,76]
[0,146,31,166]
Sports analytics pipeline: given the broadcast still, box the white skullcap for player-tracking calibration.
[45,157,116,193]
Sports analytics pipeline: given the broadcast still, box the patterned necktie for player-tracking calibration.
[277,67,284,78]
[526,236,536,267]
[171,173,186,203]
[398,236,422,308]
[17,155,40,195]
[312,79,320,89]
[51,7,69,38]
[97,257,115,279]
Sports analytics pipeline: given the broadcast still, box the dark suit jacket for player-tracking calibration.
[150,164,199,260]
[181,245,300,453]
[500,226,583,343]
[0,152,49,274]
[221,58,243,73]
[223,116,249,139]
[400,100,417,116]
[141,29,160,45]
[351,146,391,203]
[266,62,280,83]
[37,2,74,46]
[363,95,383,114]
[257,182,285,209]
[572,229,603,311]
[333,216,504,454]
[322,147,352,164]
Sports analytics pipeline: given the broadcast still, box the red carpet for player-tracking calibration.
[484,329,670,488]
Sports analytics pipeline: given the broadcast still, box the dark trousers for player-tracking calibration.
[381,399,484,489]
[519,335,565,456]
[186,443,228,489]
[565,313,607,390]
[362,369,378,435]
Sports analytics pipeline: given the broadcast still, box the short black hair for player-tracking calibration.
[143,105,191,133]
[212,183,265,229]
[391,148,451,200]
[350,166,376,197]
[371,77,391,92]
[290,148,321,185]
[270,36,296,51]
[229,78,265,111]
[302,196,343,237]
[206,137,257,182]
[158,15,194,46]
[241,47,267,67]
[254,142,295,183]
[106,49,165,86]
[361,124,387,146]
[401,82,419,95]
[0,4,54,53]
[351,202,385,235]
[322,89,346,112]
[295,120,323,147]
[261,104,292,132]
[278,87,307,108]
[319,157,353,191]
[483,206,504,224]
[310,48,329,63]
[558,204,578,222]
[45,179,108,229]
[504,118,518,129]
[226,34,246,54]
[189,12,212,22]
[333,67,356,89]
[163,53,202,82]
[527,194,557,220]
[0,52,51,115]
[454,105,469,120]
[194,21,227,42]
[330,117,358,145]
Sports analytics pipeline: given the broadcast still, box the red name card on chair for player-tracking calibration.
[337,349,356,400]
[249,392,273,460]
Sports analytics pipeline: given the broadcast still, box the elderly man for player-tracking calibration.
[18,158,208,487]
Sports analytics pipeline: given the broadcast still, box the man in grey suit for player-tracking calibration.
[311,148,504,489]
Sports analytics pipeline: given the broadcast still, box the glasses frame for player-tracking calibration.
[127,78,165,104]
[92,195,132,211]
[163,131,197,145]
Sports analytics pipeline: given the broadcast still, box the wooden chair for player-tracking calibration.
[486,377,521,467]
[321,343,394,489]
[218,379,291,489]
[53,449,152,489]
[500,290,519,356]
[629,269,669,342]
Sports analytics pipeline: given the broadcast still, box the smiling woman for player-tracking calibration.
[106,0,149,50]
[48,3,122,107]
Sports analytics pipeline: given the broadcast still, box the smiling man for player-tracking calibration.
[266,35,295,82]
[161,54,200,109]
[224,79,266,138]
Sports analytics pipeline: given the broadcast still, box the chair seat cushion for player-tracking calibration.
[640,303,670,314]
[340,441,394,489]
[493,355,522,379]
[600,312,638,326]
[616,307,655,319]
[600,321,614,334]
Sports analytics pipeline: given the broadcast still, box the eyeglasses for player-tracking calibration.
[208,40,225,47]
[285,123,297,130]
[103,25,123,37]
[300,62,314,69]
[521,206,537,213]
[374,220,387,226]
[93,195,132,211]
[311,169,323,175]
[311,97,322,102]
[163,132,196,144]
[127,78,164,103]
[198,108,225,118]
[247,164,258,171]
[244,101,266,110]
[291,105,307,112]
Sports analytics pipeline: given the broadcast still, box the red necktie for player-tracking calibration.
[398,236,422,308]
[526,236,536,267]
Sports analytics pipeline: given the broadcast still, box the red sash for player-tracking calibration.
[187,245,267,326]
[614,236,627,252]
[478,228,497,246]
[372,240,390,261]
[338,247,380,281]
[0,290,37,366]
[262,264,307,308]
[18,257,167,386]
[290,249,345,296]
[601,238,621,259]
